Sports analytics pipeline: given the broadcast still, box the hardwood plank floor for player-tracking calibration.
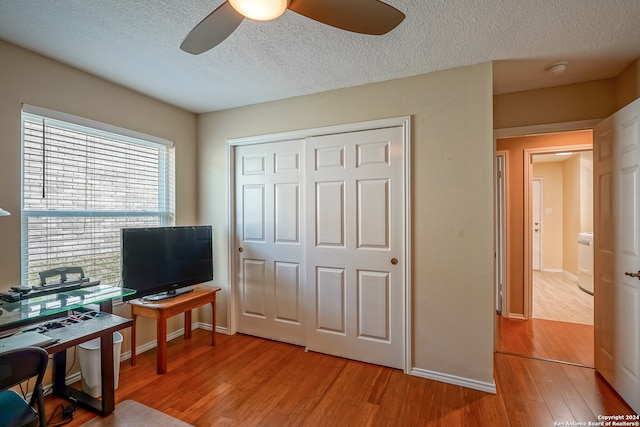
[533,271,593,325]
[44,329,635,426]
[495,315,594,367]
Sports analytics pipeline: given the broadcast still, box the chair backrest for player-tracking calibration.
[0,346,48,392]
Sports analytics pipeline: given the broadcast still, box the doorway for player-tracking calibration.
[496,101,640,413]
[530,150,594,326]
[495,127,595,365]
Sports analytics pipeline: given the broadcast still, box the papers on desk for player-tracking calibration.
[0,331,58,354]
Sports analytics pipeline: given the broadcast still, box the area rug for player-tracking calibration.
[80,400,192,427]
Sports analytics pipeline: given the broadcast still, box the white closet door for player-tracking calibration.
[305,126,406,369]
[235,140,306,345]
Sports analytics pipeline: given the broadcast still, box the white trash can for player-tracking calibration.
[78,331,123,398]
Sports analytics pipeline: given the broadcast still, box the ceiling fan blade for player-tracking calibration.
[180,1,244,55]
[288,0,405,35]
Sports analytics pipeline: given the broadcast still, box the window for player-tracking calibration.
[21,105,175,287]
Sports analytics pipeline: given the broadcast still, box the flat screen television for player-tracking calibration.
[121,225,213,301]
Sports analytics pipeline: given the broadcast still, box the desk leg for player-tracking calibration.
[211,298,216,346]
[157,317,167,374]
[100,332,115,416]
[99,299,113,314]
[131,313,137,366]
[184,309,192,339]
[52,351,67,393]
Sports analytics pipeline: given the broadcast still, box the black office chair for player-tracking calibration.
[0,346,49,427]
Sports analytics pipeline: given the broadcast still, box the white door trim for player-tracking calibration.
[495,151,509,317]
[226,116,412,372]
[494,120,601,139]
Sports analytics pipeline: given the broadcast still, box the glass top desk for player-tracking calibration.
[0,284,136,417]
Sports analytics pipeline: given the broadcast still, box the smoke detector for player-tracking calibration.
[544,61,568,75]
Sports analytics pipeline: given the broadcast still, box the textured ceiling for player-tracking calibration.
[1,0,639,113]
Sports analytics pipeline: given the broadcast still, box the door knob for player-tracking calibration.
[238,247,243,253]
[625,271,640,279]
[391,258,398,265]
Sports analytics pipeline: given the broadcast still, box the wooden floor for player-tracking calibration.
[43,328,635,427]
[495,315,594,367]
[533,271,593,325]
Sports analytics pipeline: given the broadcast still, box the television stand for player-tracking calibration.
[129,285,221,374]
[142,286,194,301]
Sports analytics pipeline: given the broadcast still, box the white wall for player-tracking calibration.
[198,63,496,389]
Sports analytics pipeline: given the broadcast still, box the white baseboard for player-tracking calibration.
[507,313,525,320]
[128,323,228,358]
[196,322,229,335]
[410,367,497,394]
[196,322,210,331]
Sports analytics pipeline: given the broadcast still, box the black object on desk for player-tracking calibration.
[0,292,20,303]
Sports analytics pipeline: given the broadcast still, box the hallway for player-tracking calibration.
[497,270,594,367]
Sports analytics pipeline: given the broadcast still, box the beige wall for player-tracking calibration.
[580,151,594,233]
[563,154,581,276]
[0,40,198,358]
[494,80,616,129]
[494,57,640,131]
[616,58,640,110]
[562,151,594,276]
[532,162,563,271]
[198,63,496,386]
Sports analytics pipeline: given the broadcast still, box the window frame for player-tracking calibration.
[20,104,175,287]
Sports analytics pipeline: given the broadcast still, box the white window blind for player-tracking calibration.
[21,106,175,287]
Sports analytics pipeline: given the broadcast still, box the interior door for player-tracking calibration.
[235,140,306,345]
[305,126,405,370]
[594,97,640,413]
[532,178,542,271]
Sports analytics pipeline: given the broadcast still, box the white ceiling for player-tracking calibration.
[1,0,639,114]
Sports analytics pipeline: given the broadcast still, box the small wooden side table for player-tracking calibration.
[129,285,221,374]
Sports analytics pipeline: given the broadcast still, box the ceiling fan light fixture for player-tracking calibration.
[229,0,289,21]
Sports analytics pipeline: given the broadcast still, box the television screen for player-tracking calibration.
[121,226,213,301]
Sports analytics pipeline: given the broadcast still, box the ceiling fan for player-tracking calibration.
[180,0,406,55]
